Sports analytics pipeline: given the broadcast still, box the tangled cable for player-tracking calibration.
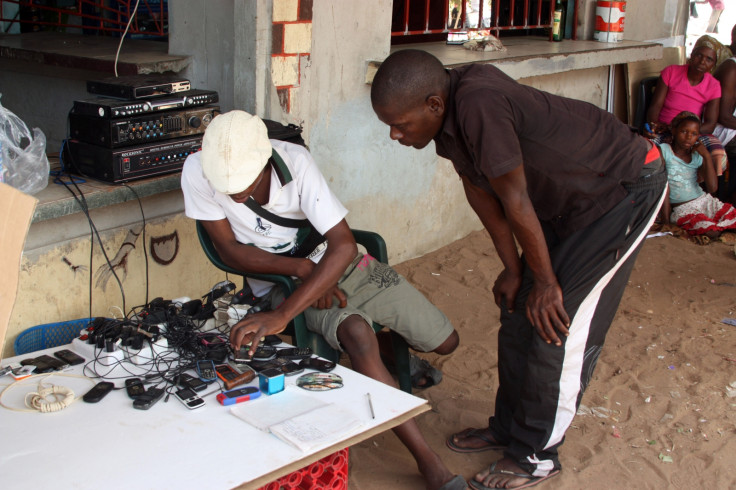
[25,384,75,413]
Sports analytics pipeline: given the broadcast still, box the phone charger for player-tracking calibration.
[259,368,285,395]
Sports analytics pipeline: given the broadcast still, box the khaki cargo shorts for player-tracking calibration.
[269,253,453,352]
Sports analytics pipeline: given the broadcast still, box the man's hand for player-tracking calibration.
[230,310,289,355]
[525,280,569,346]
[311,285,348,309]
[492,268,522,313]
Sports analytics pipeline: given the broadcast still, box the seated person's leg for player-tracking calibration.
[329,313,458,490]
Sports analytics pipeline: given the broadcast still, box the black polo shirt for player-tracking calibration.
[434,63,647,238]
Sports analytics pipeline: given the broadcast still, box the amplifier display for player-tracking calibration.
[70,105,219,148]
[72,89,219,119]
[66,135,202,184]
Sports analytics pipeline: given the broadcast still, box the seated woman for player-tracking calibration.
[645,35,728,180]
[660,111,736,239]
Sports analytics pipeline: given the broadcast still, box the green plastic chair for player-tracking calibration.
[196,220,413,393]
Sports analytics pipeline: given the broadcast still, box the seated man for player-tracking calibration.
[181,110,464,490]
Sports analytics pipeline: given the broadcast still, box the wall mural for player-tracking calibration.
[93,226,181,291]
[94,225,142,291]
[150,230,179,265]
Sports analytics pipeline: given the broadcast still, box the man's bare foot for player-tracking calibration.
[417,451,464,490]
[470,458,559,489]
[446,427,505,453]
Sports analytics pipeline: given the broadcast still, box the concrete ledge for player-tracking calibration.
[33,172,182,223]
[367,38,663,82]
[0,32,190,76]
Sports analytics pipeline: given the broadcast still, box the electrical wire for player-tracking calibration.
[114,0,142,77]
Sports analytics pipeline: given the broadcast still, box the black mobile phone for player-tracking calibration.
[279,360,304,376]
[174,387,205,409]
[54,349,85,366]
[132,387,165,410]
[20,357,54,374]
[83,381,115,403]
[252,345,277,361]
[179,372,208,392]
[196,360,217,382]
[263,335,282,346]
[276,347,312,360]
[36,354,69,371]
[300,357,336,373]
[124,378,146,399]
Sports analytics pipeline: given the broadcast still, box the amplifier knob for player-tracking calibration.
[188,116,202,128]
[142,102,152,112]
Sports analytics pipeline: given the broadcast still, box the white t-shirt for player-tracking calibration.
[181,139,348,295]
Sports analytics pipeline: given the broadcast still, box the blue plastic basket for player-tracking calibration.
[14,318,94,355]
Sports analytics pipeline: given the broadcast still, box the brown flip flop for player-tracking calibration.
[446,428,506,453]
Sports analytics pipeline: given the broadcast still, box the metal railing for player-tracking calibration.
[391,0,578,41]
[0,0,167,37]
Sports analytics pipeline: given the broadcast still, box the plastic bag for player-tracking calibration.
[0,95,49,194]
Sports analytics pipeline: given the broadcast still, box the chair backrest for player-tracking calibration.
[14,319,92,355]
[633,75,659,132]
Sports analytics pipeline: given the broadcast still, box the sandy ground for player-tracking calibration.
[347,228,736,489]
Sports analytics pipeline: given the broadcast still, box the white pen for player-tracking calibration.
[366,392,375,419]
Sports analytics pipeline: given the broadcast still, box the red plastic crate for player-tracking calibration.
[259,447,348,490]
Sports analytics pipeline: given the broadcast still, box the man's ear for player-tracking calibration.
[426,95,445,118]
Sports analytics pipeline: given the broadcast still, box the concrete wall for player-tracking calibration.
[2,0,681,357]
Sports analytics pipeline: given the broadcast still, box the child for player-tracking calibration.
[661,111,736,238]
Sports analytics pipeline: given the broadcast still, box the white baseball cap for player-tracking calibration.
[200,110,272,194]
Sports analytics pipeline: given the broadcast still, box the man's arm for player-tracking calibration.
[462,169,569,345]
[461,175,522,310]
[715,62,736,130]
[485,166,569,345]
[202,218,358,352]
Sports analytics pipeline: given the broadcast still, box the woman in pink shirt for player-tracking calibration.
[646,35,727,178]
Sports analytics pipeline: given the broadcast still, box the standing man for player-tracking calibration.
[371,50,666,489]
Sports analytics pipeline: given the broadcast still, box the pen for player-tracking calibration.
[366,392,375,419]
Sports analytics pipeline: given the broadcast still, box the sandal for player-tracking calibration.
[409,354,442,389]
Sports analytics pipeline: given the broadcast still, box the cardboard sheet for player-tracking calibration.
[0,183,37,361]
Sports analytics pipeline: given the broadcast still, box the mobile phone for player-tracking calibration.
[20,357,54,374]
[252,345,277,361]
[215,364,239,383]
[216,364,256,390]
[179,372,208,392]
[196,360,217,382]
[132,387,165,410]
[174,387,205,409]
[36,354,69,371]
[54,349,85,366]
[300,357,336,373]
[83,381,115,403]
[279,360,304,376]
[227,359,256,376]
[125,378,146,399]
[199,333,228,347]
[264,335,282,346]
[11,365,36,379]
[276,347,312,360]
[216,386,260,406]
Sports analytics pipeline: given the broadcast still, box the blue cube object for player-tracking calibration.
[259,368,285,395]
